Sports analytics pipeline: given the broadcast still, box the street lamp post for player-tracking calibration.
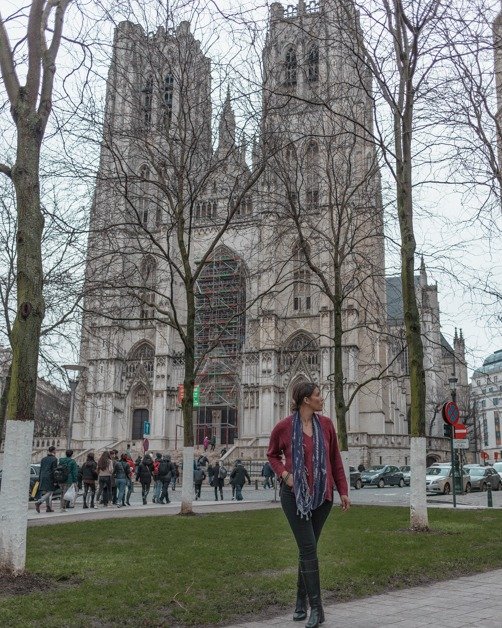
[63,364,85,449]
[448,375,459,507]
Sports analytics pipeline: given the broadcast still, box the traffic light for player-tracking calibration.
[443,423,453,438]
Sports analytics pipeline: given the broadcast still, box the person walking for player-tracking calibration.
[80,452,98,509]
[57,449,79,511]
[136,455,153,504]
[261,460,275,489]
[203,435,209,452]
[171,462,179,490]
[229,459,251,501]
[125,455,135,505]
[158,454,175,504]
[267,380,350,628]
[207,463,214,487]
[34,445,58,513]
[97,451,114,507]
[114,453,130,507]
[110,449,119,505]
[210,434,216,451]
[213,461,225,501]
[152,452,163,503]
[193,464,206,500]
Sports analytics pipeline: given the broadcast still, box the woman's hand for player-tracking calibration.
[340,495,350,511]
[282,471,294,487]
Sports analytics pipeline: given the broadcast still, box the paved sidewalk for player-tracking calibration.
[230,569,502,627]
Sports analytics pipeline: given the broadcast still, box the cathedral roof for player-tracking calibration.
[386,275,419,325]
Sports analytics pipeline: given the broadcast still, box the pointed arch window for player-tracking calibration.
[305,141,320,211]
[281,332,319,371]
[126,342,155,379]
[293,243,312,312]
[284,46,297,87]
[307,44,319,83]
[163,73,174,127]
[140,256,156,321]
[141,75,153,128]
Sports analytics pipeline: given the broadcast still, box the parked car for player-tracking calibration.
[349,466,363,490]
[426,465,471,495]
[492,461,502,478]
[360,465,405,488]
[0,464,40,499]
[463,465,501,491]
[399,465,411,485]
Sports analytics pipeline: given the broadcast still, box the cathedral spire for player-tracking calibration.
[218,87,236,153]
[419,255,427,288]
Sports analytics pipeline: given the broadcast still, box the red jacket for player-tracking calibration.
[267,414,348,500]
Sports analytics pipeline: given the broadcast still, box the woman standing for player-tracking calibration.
[267,381,350,628]
[114,453,130,507]
[97,451,114,507]
[80,452,98,509]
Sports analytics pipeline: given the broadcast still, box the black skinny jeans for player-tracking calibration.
[280,483,333,562]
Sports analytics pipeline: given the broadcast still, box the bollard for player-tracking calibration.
[255,478,258,490]
[487,482,493,508]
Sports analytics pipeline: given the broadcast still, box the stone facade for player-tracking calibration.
[74,1,464,467]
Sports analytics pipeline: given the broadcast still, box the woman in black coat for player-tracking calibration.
[80,452,98,509]
[136,455,153,505]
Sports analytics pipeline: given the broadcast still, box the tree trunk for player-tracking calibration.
[180,282,195,515]
[396,106,428,530]
[0,120,45,571]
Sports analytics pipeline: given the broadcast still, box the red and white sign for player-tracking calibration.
[454,423,467,439]
[481,451,489,461]
[177,384,184,405]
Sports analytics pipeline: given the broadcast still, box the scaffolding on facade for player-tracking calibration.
[194,247,246,445]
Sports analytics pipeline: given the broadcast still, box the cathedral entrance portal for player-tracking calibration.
[132,408,149,440]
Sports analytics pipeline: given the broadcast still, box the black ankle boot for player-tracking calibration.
[300,558,324,628]
[293,564,307,621]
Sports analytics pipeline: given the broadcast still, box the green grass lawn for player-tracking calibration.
[1,506,502,626]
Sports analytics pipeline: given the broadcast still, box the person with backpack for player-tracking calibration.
[152,452,163,503]
[158,454,175,504]
[193,464,206,500]
[56,449,79,511]
[210,434,216,451]
[34,445,58,513]
[213,461,226,501]
[230,459,251,501]
[79,452,98,509]
[207,463,214,487]
[136,455,153,504]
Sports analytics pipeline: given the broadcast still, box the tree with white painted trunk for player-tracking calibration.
[0,0,72,572]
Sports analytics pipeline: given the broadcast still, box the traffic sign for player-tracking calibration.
[481,451,489,460]
[453,439,469,449]
[454,423,467,439]
[442,401,460,426]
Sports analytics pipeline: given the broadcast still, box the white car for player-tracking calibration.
[492,462,502,480]
[426,465,471,495]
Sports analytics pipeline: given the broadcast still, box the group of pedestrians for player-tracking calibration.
[33,447,180,512]
[196,457,252,501]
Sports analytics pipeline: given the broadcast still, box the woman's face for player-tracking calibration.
[304,386,323,413]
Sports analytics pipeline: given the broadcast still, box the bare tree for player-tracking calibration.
[0,0,73,573]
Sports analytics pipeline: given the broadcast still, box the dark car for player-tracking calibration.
[349,466,363,490]
[464,465,502,491]
[361,465,405,488]
[0,464,40,499]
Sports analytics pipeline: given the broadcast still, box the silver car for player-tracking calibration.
[399,465,411,485]
[426,465,471,495]
[464,465,501,491]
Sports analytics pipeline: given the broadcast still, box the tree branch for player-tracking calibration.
[0,11,20,105]
[0,163,12,179]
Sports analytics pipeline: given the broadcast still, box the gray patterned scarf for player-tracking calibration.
[292,412,326,519]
